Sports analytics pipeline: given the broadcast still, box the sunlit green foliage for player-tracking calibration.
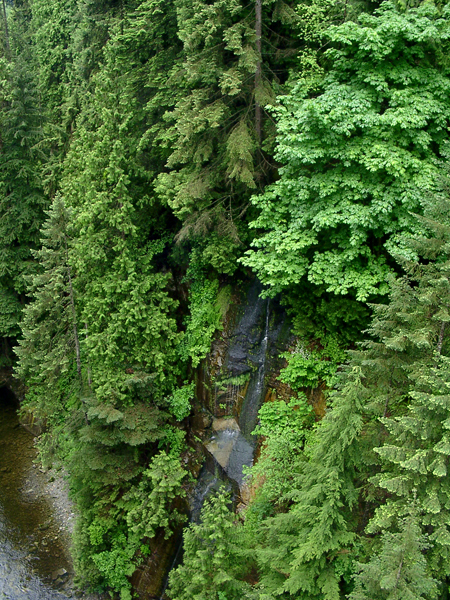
[243,2,450,300]
[279,334,347,389]
[5,0,450,598]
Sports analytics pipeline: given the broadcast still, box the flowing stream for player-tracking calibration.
[205,297,271,489]
[0,386,73,600]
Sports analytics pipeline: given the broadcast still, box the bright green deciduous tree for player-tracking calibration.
[243,2,450,301]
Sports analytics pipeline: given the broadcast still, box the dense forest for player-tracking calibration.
[2,0,450,597]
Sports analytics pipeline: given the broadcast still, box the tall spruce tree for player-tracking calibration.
[364,202,450,586]
[15,195,83,441]
[168,490,255,600]
[155,0,311,274]
[247,197,450,599]
[55,18,189,594]
[0,1,47,348]
[350,502,438,600]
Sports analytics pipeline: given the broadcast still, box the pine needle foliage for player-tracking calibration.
[15,195,82,431]
[168,490,256,600]
[0,5,47,340]
[155,0,335,274]
[246,196,450,598]
[350,501,438,600]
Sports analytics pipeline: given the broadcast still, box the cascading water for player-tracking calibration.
[239,298,270,439]
[204,297,271,490]
[157,285,288,599]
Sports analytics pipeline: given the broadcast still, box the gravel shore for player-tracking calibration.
[26,453,106,599]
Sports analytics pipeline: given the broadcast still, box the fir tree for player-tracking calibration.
[250,198,450,599]
[350,502,438,600]
[365,200,450,583]
[15,195,82,445]
[168,490,255,600]
[156,0,315,274]
[0,2,47,344]
[54,22,188,594]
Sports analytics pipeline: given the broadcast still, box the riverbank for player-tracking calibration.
[24,460,104,599]
[0,392,105,600]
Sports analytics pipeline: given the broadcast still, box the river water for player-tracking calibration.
[0,387,73,600]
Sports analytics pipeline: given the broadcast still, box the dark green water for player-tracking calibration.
[0,388,72,599]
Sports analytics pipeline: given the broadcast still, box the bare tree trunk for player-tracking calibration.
[1,0,10,59]
[437,321,446,355]
[84,322,93,389]
[68,265,82,378]
[255,0,262,143]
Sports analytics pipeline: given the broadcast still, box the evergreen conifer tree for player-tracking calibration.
[350,502,438,600]
[15,194,82,446]
[156,0,313,273]
[365,201,450,584]
[168,490,255,600]
[0,1,47,346]
[53,22,189,594]
[250,198,450,599]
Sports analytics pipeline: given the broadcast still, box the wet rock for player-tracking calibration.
[205,423,254,488]
[212,417,239,432]
[52,567,68,580]
[130,528,182,599]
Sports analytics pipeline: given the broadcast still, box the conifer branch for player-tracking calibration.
[255,0,262,143]
[1,0,10,59]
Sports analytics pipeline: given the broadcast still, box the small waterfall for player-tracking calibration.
[238,298,270,439]
[154,284,288,600]
[204,298,271,490]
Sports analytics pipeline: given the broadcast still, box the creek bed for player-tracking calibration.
[0,387,75,600]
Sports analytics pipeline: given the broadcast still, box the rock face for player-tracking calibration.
[195,280,292,496]
[131,528,184,600]
[205,418,254,487]
[0,368,43,435]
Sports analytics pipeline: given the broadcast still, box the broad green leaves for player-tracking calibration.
[243,2,450,300]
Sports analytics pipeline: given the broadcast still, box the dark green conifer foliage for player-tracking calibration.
[350,503,438,600]
[0,2,47,343]
[64,83,181,408]
[243,2,450,300]
[54,19,189,595]
[15,195,82,429]
[31,0,79,122]
[363,201,450,583]
[71,449,187,599]
[254,369,370,600]
[250,198,450,598]
[156,0,311,273]
[168,490,256,600]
